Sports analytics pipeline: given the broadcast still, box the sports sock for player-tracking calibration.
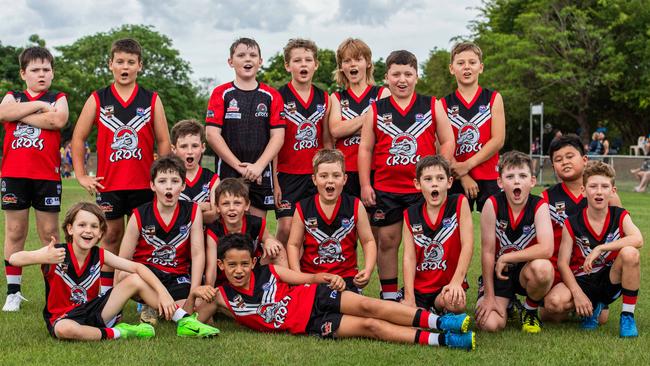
[523,297,539,311]
[380,278,399,300]
[5,260,22,295]
[414,329,442,346]
[101,328,120,340]
[622,288,638,314]
[172,307,188,323]
[100,271,114,295]
[412,308,440,330]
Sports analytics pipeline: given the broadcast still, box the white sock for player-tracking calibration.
[622,303,636,313]
[381,292,400,301]
[428,332,441,346]
[172,308,188,323]
[111,328,121,339]
[428,312,440,330]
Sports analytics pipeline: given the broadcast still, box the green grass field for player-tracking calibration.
[1,180,648,365]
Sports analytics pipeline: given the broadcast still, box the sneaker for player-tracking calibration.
[445,331,475,351]
[581,302,604,330]
[437,313,470,333]
[521,310,542,333]
[2,292,27,312]
[140,305,159,326]
[177,313,220,338]
[507,297,522,323]
[619,312,638,338]
[114,322,155,339]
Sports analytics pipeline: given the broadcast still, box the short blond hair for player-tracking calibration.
[450,41,483,63]
[583,160,615,186]
[312,148,345,173]
[283,38,318,64]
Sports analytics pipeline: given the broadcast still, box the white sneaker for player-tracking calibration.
[3,292,27,312]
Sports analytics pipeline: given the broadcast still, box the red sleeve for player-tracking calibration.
[258,218,266,242]
[323,90,329,110]
[333,91,341,101]
[206,85,225,127]
[488,195,498,215]
[269,87,285,128]
[295,202,305,221]
[92,91,100,126]
[565,219,575,240]
[150,92,158,130]
[55,92,66,100]
[619,210,629,237]
[489,90,499,107]
[133,209,143,231]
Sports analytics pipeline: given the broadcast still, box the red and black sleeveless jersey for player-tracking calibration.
[442,87,499,180]
[93,84,157,191]
[333,85,384,172]
[277,83,328,174]
[205,82,284,178]
[132,200,198,275]
[295,193,359,278]
[405,194,466,293]
[565,206,628,276]
[42,243,103,326]
[371,93,437,193]
[489,191,544,260]
[542,183,587,269]
[2,90,65,181]
[180,166,218,203]
[218,264,317,334]
[206,214,265,259]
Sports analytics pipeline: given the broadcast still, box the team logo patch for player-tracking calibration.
[206,109,215,118]
[412,223,424,236]
[555,201,566,217]
[110,126,142,162]
[341,99,350,110]
[455,122,481,156]
[105,105,114,118]
[341,218,351,228]
[255,103,268,118]
[306,217,318,231]
[497,220,507,230]
[202,183,210,193]
[264,195,275,205]
[99,202,113,213]
[321,321,333,337]
[442,217,453,228]
[227,99,239,112]
[44,197,60,206]
[382,113,393,124]
[294,121,318,151]
[176,276,190,285]
[478,104,489,114]
[70,285,88,305]
[523,225,533,234]
[329,290,338,299]
[262,281,273,292]
[144,225,156,238]
[450,105,459,117]
[136,107,146,117]
[373,210,385,221]
[316,104,325,113]
[179,224,189,236]
[415,113,425,123]
[287,101,297,114]
[233,294,246,309]
[2,193,18,205]
[277,200,292,212]
[12,122,44,150]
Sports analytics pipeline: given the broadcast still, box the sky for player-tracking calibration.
[1,0,483,84]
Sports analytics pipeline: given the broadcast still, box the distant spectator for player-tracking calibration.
[587,132,603,155]
[631,159,650,192]
[599,131,610,155]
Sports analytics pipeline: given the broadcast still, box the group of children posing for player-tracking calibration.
[0,35,643,350]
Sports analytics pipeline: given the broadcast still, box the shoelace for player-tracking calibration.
[525,312,538,326]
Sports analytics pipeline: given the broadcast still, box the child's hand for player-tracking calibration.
[442,283,466,307]
[572,289,593,317]
[361,185,376,207]
[239,162,264,183]
[39,101,56,113]
[44,237,65,264]
[452,161,471,178]
[353,269,370,288]
[193,285,217,303]
[157,292,177,320]
[273,185,283,209]
[475,295,503,326]
[582,247,602,274]
[323,274,345,292]
[495,258,511,280]
[78,175,105,195]
[198,202,211,212]
[400,296,417,308]
[460,175,479,199]
[262,240,282,259]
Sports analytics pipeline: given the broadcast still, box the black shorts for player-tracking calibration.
[147,266,191,301]
[344,276,362,294]
[478,263,527,300]
[96,189,153,220]
[399,288,442,312]
[47,289,119,337]
[371,190,424,227]
[450,179,499,212]
[1,177,61,212]
[305,284,344,339]
[275,173,317,218]
[576,266,622,305]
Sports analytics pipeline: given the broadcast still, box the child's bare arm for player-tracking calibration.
[115,214,141,284]
[583,214,643,273]
[20,95,68,130]
[152,96,171,155]
[401,223,417,306]
[354,203,376,288]
[72,95,104,194]
[557,225,592,316]
[328,93,361,139]
[433,99,455,162]
[479,199,497,297]
[0,94,52,122]
[358,111,376,206]
[189,208,206,292]
[204,234,218,286]
[450,196,474,285]
[321,98,333,149]
[274,265,345,291]
[8,237,64,267]
[286,211,305,271]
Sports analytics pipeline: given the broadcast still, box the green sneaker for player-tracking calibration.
[114,322,155,339]
[177,313,220,338]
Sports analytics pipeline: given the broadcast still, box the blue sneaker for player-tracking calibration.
[445,331,475,351]
[581,302,604,330]
[437,313,470,333]
[619,312,638,338]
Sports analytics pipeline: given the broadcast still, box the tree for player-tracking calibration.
[373,58,386,86]
[54,24,206,144]
[417,48,456,97]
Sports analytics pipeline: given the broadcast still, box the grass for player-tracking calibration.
[1,180,649,365]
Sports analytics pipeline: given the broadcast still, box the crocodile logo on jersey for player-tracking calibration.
[109,126,142,162]
[455,122,482,156]
[416,238,447,271]
[387,133,419,166]
[69,285,88,305]
[11,122,44,150]
[149,244,177,267]
[255,103,268,118]
[341,99,350,111]
[257,295,291,328]
[294,121,318,151]
[315,238,345,265]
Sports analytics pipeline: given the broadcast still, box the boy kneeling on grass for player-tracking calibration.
[186,233,476,350]
[9,202,178,341]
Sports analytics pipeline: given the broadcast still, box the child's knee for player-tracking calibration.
[619,247,640,267]
[54,321,79,340]
[478,315,506,332]
[526,260,553,285]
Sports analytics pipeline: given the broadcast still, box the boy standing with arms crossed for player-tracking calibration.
[0,47,69,311]
[72,38,171,294]
[443,42,505,212]
[206,38,285,219]
[358,50,455,300]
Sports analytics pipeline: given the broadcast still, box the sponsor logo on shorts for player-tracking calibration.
[2,193,18,205]
[264,195,275,205]
[176,276,190,285]
[277,200,292,212]
[255,103,268,118]
[44,197,60,206]
[225,112,241,119]
[329,290,338,299]
[373,210,385,222]
[99,202,114,213]
[320,321,333,337]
